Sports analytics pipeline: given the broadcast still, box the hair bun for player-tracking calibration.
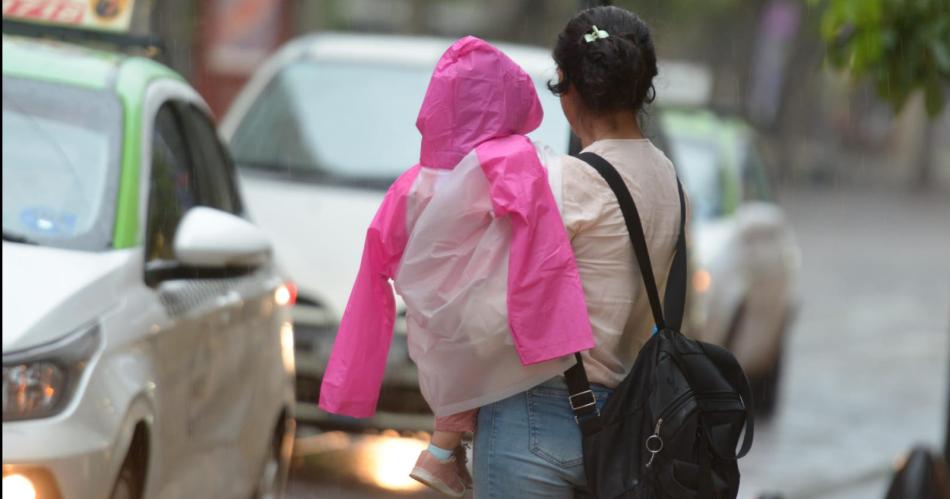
[549,6,657,113]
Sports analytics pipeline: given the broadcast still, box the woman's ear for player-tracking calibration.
[560,84,579,132]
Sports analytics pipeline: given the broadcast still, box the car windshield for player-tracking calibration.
[2,77,122,251]
[670,136,724,220]
[230,59,570,186]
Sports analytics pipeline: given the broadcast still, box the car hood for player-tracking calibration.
[239,175,386,319]
[2,242,129,353]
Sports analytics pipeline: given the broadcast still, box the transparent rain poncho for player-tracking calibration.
[319,37,594,418]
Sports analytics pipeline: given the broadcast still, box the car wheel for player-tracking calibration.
[750,346,782,418]
[254,418,292,499]
[109,459,140,499]
[750,310,792,419]
[109,426,147,499]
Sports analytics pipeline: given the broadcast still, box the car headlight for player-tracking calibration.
[2,323,100,421]
[692,268,712,294]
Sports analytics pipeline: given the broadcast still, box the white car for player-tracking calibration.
[220,33,575,430]
[2,37,295,499]
[663,108,800,415]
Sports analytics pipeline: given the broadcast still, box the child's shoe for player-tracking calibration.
[454,443,473,489]
[409,450,466,497]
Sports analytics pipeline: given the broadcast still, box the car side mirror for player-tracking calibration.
[174,206,272,268]
[144,207,272,287]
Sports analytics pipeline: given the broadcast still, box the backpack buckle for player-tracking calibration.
[569,391,602,430]
[569,390,597,412]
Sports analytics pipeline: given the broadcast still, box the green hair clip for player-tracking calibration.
[584,25,609,43]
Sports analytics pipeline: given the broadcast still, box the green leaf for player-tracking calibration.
[931,39,950,74]
[816,0,949,118]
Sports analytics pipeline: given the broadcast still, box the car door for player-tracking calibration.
[176,102,282,497]
[143,101,220,499]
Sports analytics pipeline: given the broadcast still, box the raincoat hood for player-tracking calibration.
[416,36,544,169]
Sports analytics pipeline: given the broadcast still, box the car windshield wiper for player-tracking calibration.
[2,230,39,245]
[236,158,323,173]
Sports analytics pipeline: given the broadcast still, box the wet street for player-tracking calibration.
[286,187,950,499]
[738,187,950,499]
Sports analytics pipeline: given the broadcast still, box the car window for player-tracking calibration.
[178,104,242,215]
[670,136,725,220]
[229,60,570,187]
[740,144,773,202]
[145,103,197,263]
[1,76,121,251]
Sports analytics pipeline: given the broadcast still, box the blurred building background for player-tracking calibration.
[147,0,950,195]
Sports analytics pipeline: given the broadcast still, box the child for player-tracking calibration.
[318,36,595,497]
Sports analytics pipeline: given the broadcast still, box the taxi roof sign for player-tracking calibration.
[3,0,137,33]
[2,0,163,54]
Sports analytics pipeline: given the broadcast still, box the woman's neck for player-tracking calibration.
[576,110,644,148]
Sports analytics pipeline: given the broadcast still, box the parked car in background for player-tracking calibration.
[661,108,800,415]
[220,33,579,431]
[2,36,295,499]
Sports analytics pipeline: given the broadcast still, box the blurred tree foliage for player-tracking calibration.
[813,0,950,117]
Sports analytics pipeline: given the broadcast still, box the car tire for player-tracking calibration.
[109,457,141,499]
[750,310,792,419]
[750,346,782,418]
[731,301,790,419]
[254,417,292,499]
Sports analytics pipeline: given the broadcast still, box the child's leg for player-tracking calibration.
[430,430,464,455]
[434,409,477,433]
[412,410,479,496]
[429,409,476,460]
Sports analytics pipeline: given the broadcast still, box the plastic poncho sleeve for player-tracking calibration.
[477,137,595,365]
[318,166,421,418]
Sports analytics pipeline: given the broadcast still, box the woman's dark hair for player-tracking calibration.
[549,6,658,114]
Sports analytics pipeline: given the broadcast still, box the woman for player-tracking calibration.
[472,6,686,497]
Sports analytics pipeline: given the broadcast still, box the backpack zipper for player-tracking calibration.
[645,418,664,468]
[645,390,695,468]
[657,390,695,423]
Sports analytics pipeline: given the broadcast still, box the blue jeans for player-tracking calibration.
[473,377,612,498]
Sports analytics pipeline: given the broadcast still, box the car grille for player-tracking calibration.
[295,372,322,404]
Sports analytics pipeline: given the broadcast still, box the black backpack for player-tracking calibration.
[565,152,755,499]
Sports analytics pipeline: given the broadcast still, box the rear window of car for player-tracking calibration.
[669,136,725,220]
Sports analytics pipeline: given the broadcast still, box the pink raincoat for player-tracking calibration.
[319,36,594,418]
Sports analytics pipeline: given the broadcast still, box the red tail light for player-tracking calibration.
[275,282,298,307]
[286,281,298,306]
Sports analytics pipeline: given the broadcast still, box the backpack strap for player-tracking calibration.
[564,152,687,435]
[697,342,755,458]
[665,179,688,331]
[564,352,602,436]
